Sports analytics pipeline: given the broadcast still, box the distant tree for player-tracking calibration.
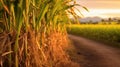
[101,19,105,22]
[118,19,120,24]
[93,22,98,24]
[108,18,112,24]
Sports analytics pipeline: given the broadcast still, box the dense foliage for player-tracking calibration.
[0,0,79,67]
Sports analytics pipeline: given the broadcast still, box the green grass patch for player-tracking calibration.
[67,24,120,48]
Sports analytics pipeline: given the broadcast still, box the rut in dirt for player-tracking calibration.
[68,35,120,67]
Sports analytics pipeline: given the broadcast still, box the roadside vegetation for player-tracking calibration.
[0,0,80,67]
[67,24,120,47]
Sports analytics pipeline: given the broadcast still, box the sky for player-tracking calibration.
[76,0,120,18]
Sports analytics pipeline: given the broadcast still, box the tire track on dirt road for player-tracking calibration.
[69,35,120,67]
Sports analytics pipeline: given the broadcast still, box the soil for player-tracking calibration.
[68,35,120,67]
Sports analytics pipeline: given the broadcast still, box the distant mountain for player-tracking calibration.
[79,17,102,23]
[70,17,120,23]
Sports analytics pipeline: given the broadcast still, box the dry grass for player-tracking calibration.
[0,0,80,67]
[0,30,79,67]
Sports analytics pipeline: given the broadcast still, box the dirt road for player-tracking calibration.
[68,35,120,67]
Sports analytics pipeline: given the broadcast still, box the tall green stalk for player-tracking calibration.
[0,0,81,67]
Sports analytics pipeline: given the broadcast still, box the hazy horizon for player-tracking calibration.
[76,0,120,18]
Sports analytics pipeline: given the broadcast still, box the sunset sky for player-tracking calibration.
[76,0,120,18]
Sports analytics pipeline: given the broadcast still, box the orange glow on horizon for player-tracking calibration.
[76,0,120,18]
[80,9,120,18]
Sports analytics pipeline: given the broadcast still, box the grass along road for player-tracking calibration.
[67,25,120,48]
[68,35,120,67]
